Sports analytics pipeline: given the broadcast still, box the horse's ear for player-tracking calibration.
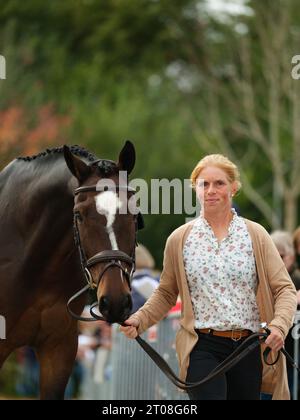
[63,145,91,183]
[118,140,136,175]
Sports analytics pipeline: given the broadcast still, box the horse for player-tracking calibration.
[0,141,139,399]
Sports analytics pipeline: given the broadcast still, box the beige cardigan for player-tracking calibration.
[132,218,297,400]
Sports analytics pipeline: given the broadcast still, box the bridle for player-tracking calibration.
[67,183,142,322]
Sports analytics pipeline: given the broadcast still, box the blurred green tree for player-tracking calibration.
[1,0,300,266]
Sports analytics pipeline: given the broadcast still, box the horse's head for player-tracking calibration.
[64,141,139,324]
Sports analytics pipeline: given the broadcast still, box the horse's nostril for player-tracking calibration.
[99,296,110,311]
[123,294,132,310]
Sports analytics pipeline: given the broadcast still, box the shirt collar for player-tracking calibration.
[196,208,239,237]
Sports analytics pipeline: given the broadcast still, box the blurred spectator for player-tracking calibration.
[293,227,300,306]
[293,227,300,270]
[271,230,300,297]
[270,230,300,399]
[77,307,113,398]
[131,244,159,313]
[15,347,39,398]
[14,345,81,399]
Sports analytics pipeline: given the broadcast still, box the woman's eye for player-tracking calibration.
[197,180,206,188]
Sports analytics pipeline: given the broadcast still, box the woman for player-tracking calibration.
[120,154,297,400]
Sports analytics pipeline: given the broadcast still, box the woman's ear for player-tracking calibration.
[231,181,239,197]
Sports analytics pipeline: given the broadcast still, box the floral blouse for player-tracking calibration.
[183,209,261,332]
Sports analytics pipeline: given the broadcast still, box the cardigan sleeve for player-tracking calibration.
[130,235,179,335]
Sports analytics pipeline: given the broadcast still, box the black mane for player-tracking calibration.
[17,145,98,163]
[16,145,118,177]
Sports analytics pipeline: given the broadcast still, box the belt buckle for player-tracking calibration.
[231,329,242,342]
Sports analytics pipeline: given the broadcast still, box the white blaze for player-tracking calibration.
[95,191,122,250]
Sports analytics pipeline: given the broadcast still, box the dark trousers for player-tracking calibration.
[186,332,262,400]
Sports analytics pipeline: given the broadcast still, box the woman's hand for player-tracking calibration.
[119,317,140,339]
[265,326,284,352]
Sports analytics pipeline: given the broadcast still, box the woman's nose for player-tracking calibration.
[207,184,216,194]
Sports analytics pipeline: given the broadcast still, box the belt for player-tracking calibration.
[197,328,252,341]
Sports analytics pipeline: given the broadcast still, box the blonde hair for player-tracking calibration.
[190,154,242,191]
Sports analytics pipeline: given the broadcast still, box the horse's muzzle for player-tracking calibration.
[99,293,132,324]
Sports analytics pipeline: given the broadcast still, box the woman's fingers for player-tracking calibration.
[119,318,139,339]
[119,326,138,339]
[265,326,284,352]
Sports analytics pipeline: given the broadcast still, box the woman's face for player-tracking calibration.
[195,166,237,213]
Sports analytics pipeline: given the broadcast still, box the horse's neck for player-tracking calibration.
[29,161,75,231]
[13,157,76,252]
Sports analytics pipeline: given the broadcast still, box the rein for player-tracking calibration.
[133,325,300,391]
[135,331,265,390]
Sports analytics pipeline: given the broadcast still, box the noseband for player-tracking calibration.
[67,183,140,322]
